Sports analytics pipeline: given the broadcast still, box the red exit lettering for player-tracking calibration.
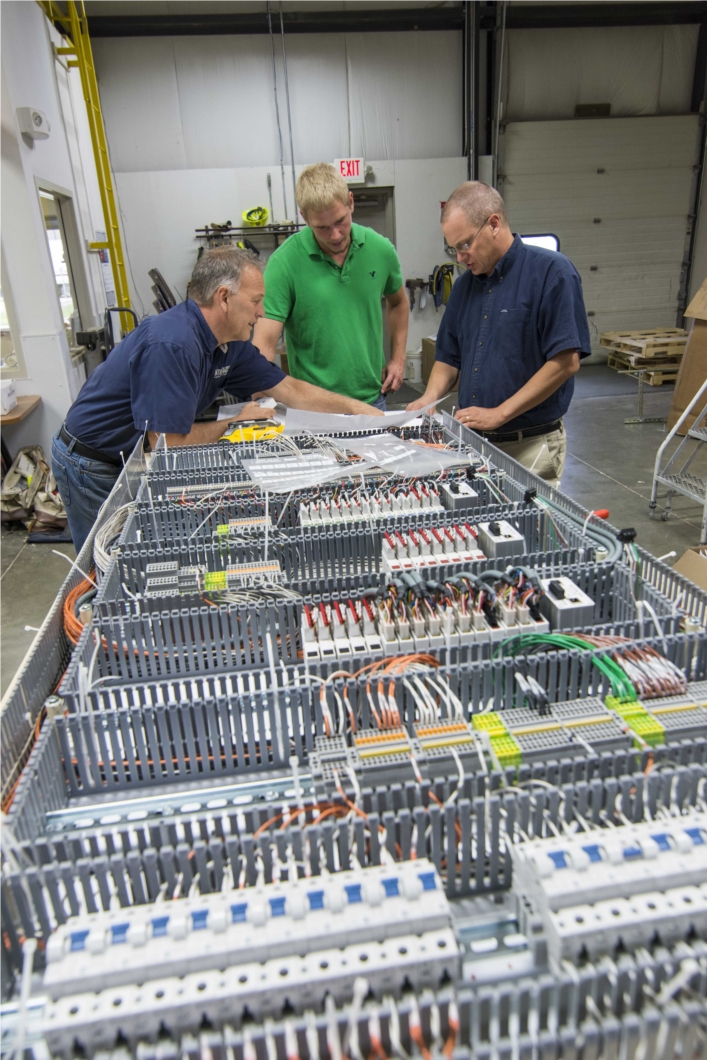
[337,158,363,179]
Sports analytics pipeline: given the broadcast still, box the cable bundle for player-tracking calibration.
[93,502,133,575]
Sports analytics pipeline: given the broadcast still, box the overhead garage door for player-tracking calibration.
[500,115,701,357]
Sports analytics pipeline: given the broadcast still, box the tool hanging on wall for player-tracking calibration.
[267,173,275,223]
[242,206,269,227]
[429,263,458,309]
[405,279,428,312]
[236,237,261,256]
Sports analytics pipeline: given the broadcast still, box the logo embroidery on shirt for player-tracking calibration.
[370,271,376,278]
[214,366,229,379]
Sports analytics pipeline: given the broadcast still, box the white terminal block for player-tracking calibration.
[43,860,449,1001]
[381,524,486,575]
[512,814,707,964]
[545,882,707,964]
[45,926,460,1056]
[511,813,707,915]
[476,520,527,559]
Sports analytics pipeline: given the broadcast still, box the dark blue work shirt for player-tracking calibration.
[435,235,591,431]
[65,300,285,461]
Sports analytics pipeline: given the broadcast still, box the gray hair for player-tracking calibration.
[441,182,508,227]
[189,247,262,305]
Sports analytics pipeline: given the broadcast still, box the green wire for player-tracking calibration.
[493,632,636,701]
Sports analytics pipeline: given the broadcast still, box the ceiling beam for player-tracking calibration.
[85,3,707,38]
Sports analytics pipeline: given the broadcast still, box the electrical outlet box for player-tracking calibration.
[538,576,595,630]
[477,519,526,558]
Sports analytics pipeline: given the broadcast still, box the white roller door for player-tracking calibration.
[500,115,701,357]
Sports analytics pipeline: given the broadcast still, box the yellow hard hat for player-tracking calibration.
[242,206,269,227]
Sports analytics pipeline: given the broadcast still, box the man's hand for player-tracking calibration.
[406,395,434,413]
[234,401,275,421]
[454,405,507,432]
[381,358,405,394]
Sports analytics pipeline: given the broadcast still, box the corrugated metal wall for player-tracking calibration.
[501,115,701,354]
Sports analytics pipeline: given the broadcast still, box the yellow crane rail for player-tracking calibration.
[38,0,134,329]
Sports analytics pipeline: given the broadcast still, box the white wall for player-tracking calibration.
[505,25,698,121]
[92,31,463,173]
[114,156,467,353]
[1,2,113,456]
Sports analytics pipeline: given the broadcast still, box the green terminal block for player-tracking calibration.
[204,570,228,591]
[606,696,665,748]
[215,524,230,536]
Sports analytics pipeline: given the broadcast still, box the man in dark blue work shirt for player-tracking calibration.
[408,182,590,486]
[52,247,380,551]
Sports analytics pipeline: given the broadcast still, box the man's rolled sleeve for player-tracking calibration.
[539,268,592,362]
[433,298,462,370]
[130,342,200,434]
[225,341,286,395]
[263,251,294,323]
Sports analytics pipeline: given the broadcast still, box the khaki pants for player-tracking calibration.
[494,424,567,490]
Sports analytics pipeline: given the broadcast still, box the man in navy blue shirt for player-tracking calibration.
[52,247,380,551]
[408,182,590,486]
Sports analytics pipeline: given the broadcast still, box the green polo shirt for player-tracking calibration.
[262,222,403,403]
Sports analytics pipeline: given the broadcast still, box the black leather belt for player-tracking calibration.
[59,424,122,468]
[480,419,563,444]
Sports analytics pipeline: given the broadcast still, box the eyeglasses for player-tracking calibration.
[450,215,491,255]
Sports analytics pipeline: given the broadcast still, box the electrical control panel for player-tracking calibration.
[3,415,707,1060]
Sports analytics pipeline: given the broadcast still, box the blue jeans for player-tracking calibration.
[371,392,387,411]
[51,431,120,554]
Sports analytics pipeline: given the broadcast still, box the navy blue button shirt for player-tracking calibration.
[65,300,285,461]
[434,235,591,431]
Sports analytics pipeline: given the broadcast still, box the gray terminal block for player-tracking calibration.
[439,480,479,511]
[476,519,526,558]
[538,576,595,630]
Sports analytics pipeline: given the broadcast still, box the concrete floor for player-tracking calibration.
[1,365,704,697]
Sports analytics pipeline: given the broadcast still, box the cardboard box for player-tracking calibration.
[673,546,707,592]
[667,277,707,435]
[0,379,17,415]
[421,336,458,392]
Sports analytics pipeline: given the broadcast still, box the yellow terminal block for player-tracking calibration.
[489,733,522,769]
[606,696,665,749]
[203,570,227,591]
[471,712,507,737]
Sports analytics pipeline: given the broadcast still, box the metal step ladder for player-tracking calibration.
[649,377,707,542]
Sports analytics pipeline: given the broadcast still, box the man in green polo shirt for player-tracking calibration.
[253,163,409,409]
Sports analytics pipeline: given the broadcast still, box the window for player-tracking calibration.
[39,189,80,340]
[520,234,560,252]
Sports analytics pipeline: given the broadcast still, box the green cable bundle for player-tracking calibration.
[493,632,637,702]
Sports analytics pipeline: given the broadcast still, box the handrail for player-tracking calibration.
[650,377,707,502]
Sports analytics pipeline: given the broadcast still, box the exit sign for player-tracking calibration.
[335,157,365,183]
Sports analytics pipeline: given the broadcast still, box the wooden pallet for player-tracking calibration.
[606,349,683,370]
[600,328,687,358]
[643,367,679,386]
[606,352,679,385]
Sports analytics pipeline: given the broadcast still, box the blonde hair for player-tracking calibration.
[441,182,508,226]
[296,163,350,218]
